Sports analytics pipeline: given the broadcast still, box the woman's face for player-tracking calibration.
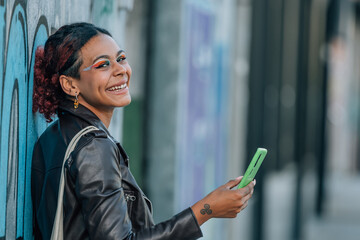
[75,33,132,119]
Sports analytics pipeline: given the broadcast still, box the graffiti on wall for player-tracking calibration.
[0,1,48,239]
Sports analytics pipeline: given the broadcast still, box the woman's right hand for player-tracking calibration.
[191,177,255,226]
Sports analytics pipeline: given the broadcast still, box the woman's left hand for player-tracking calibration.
[191,176,255,226]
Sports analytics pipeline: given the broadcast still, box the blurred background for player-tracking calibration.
[0,0,359,239]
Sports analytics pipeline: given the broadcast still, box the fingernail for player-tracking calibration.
[253,179,256,186]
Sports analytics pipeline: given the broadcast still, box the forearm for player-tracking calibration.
[191,200,212,226]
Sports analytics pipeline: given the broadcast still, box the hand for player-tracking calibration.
[191,177,256,226]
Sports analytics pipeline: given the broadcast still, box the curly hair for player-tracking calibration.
[32,22,111,122]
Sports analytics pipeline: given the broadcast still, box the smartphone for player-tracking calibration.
[237,148,267,189]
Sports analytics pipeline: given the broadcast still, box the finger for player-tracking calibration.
[248,180,256,189]
[225,176,243,189]
[241,191,253,203]
[240,201,249,211]
[246,180,256,192]
[239,182,254,196]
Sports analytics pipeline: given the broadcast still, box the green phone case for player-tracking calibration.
[237,148,267,189]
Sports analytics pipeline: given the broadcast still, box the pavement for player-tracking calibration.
[303,171,360,240]
[265,166,360,240]
[199,164,360,240]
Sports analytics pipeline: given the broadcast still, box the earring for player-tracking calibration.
[74,92,79,109]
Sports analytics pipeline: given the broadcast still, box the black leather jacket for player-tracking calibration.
[31,100,203,239]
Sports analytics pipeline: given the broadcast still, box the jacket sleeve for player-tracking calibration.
[72,136,203,240]
[128,208,203,240]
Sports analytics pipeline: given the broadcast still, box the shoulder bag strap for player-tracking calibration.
[50,125,99,240]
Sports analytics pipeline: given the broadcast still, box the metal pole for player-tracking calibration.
[354,3,360,173]
[275,0,285,170]
[316,0,339,217]
[293,0,311,239]
[142,0,156,195]
[248,0,267,239]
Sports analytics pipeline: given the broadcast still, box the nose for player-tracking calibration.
[113,61,127,76]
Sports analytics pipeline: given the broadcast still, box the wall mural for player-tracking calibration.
[0,1,130,238]
[0,1,48,239]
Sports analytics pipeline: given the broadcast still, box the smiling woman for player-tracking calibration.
[31,22,255,240]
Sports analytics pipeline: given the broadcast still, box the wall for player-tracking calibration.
[0,1,130,239]
[142,1,246,239]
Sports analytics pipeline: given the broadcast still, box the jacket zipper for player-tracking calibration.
[125,194,136,202]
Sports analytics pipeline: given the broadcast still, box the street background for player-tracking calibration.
[0,0,359,239]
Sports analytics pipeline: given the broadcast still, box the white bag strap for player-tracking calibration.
[51,126,99,240]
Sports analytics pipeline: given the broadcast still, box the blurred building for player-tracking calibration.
[124,0,360,240]
[0,0,359,240]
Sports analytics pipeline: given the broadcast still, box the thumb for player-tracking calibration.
[225,176,243,189]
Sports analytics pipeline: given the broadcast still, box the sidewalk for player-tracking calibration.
[265,166,360,240]
[304,172,360,240]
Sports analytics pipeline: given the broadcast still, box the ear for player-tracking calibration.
[59,75,79,96]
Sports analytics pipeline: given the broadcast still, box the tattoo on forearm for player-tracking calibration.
[200,204,212,215]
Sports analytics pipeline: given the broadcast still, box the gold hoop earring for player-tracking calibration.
[74,92,79,109]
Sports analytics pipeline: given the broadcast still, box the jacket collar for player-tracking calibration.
[58,99,131,165]
[58,99,111,137]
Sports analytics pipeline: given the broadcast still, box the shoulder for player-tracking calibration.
[69,129,121,174]
[73,129,117,154]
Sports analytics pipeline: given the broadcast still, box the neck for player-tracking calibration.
[95,111,113,128]
[79,102,114,128]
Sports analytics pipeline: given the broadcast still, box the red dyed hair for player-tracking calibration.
[32,46,62,122]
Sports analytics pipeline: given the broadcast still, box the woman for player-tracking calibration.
[31,22,255,240]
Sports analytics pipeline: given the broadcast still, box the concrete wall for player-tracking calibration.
[0,1,131,239]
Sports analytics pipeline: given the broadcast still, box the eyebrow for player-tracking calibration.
[92,50,125,63]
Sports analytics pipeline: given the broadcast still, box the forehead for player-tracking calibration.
[80,34,121,61]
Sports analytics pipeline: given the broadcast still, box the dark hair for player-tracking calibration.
[32,22,111,122]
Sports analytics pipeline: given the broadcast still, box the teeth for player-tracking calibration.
[108,83,127,91]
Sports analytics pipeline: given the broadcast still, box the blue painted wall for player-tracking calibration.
[0,2,49,239]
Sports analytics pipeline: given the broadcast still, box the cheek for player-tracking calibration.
[90,74,110,89]
[126,64,132,78]
[80,78,102,95]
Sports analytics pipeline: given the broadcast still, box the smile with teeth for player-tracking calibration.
[107,83,127,91]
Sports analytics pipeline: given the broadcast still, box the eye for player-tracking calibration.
[93,59,110,69]
[117,54,127,63]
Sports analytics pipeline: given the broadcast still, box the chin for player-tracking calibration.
[118,96,131,107]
